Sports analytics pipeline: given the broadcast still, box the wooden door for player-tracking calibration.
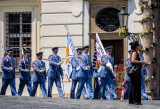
[102,40,124,65]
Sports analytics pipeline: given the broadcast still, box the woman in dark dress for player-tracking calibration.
[129,41,145,105]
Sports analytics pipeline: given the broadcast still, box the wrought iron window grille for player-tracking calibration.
[6,12,32,70]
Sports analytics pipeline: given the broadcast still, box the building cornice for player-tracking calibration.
[86,0,128,3]
[0,0,40,7]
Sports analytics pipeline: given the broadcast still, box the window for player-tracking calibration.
[96,8,120,32]
[6,12,32,70]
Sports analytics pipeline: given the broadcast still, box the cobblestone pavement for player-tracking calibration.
[0,95,160,109]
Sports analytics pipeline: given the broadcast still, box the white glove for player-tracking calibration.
[106,63,112,67]
[76,67,80,71]
[85,67,89,70]
[58,61,64,66]
[87,66,90,69]
[40,70,45,73]
[98,66,102,73]
[25,69,29,72]
[9,67,13,71]
[106,63,113,70]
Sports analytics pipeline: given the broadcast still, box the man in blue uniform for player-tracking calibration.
[70,48,89,99]
[139,49,148,100]
[47,47,64,98]
[1,48,19,96]
[99,46,118,100]
[76,45,94,99]
[18,50,31,96]
[30,52,47,97]
[124,50,132,99]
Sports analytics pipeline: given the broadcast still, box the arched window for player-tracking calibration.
[96,8,120,32]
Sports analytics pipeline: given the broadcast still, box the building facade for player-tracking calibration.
[0,0,159,98]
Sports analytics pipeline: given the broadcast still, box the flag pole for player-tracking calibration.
[62,24,71,98]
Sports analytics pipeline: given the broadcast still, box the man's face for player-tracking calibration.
[53,50,58,55]
[25,54,30,59]
[106,50,112,55]
[77,51,82,56]
[83,49,89,54]
[8,52,13,57]
[37,56,42,60]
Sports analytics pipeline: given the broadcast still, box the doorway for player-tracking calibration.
[102,40,124,66]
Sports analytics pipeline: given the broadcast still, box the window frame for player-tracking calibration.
[0,7,38,72]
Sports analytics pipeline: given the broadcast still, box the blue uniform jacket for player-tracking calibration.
[125,58,131,81]
[32,59,46,83]
[77,54,93,79]
[47,54,63,79]
[98,55,115,79]
[1,56,15,79]
[139,55,147,80]
[19,58,31,81]
[93,71,99,78]
[70,57,79,80]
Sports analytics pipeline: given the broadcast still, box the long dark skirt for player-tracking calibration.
[129,72,141,103]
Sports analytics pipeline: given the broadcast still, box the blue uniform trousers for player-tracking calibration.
[124,81,130,99]
[18,80,31,96]
[141,78,148,100]
[101,77,118,100]
[48,78,64,98]
[106,77,118,99]
[82,87,89,99]
[30,82,47,97]
[76,78,94,99]
[70,79,89,99]
[94,78,100,99]
[1,79,19,96]
[83,78,94,99]
[100,78,111,100]
[104,84,111,100]
[70,80,78,99]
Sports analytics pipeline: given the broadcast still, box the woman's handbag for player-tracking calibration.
[127,65,139,77]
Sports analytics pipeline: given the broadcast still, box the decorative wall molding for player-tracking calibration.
[70,0,83,17]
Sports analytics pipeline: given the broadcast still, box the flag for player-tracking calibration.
[96,33,114,73]
[92,44,101,85]
[95,33,115,85]
[95,33,106,66]
[65,32,76,82]
[92,44,97,73]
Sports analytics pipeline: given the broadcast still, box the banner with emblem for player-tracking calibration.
[96,33,106,66]
[96,33,114,73]
[65,32,76,82]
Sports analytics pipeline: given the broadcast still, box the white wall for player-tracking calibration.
[128,0,143,57]
[41,0,83,96]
